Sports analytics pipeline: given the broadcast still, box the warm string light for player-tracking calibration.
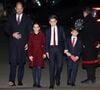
[93,7,100,11]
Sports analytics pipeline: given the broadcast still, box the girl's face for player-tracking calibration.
[33,24,40,33]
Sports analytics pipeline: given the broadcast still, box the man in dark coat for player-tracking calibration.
[5,1,32,86]
[81,8,100,83]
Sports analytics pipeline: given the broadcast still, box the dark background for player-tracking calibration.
[0,1,100,89]
[1,0,100,25]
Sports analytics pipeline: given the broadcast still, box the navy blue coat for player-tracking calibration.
[5,13,32,64]
[45,26,67,53]
[66,37,82,57]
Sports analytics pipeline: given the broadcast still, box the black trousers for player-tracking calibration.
[67,58,79,84]
[9,41,26,83]
[49,47,63,86]
[9,64,25,83]
[86,65,96,81]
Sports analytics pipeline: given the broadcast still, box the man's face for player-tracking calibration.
[15,3,23,15]
[49,18,57,26]
[83,12,88,17]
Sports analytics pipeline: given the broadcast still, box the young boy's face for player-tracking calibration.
[33,24,40,32]
[49,18,57,27]
[71,30,78,36]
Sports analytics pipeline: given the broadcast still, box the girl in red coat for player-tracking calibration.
[28,22,46,88]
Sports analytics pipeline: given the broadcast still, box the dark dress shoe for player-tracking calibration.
[18,82,23,86]
[37,85,42,88]
[67,82,71,85]
[33,83,37,87]
[56,81,60,86]
[81,79,89,83]
[49,85,54,89]
[71,83,75,86]
[91,79,96,83]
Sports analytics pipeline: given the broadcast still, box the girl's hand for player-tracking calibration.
[96,44,100,48]
[43,54,46,59]
[29,56,33,61]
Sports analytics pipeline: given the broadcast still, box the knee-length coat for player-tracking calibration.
[28,31,46,68]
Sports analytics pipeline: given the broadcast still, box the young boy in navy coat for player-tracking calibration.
[65,27,82,86]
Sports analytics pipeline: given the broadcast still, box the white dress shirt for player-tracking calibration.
[16,13,23,23]
[50,26,58,46]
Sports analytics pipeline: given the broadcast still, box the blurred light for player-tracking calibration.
[93,7,100,11]
[97,19,100,22]
[52,0,55,4]
[35,0,41,6]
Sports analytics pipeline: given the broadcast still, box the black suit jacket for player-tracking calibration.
[66,37,82,57]
[46,26,67,53]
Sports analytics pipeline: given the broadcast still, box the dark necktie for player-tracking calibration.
[17,15,20,24]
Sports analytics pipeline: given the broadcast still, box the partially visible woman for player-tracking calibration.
[28,22,46,88]
[81,7,100,84]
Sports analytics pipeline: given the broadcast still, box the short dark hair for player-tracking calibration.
[83,7,92,14]
[49,15,58,21]
[70,27,78,32]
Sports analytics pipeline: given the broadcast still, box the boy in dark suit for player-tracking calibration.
[65,27,82,86]
[46,15,67,89]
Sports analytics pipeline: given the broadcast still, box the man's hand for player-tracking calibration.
[96,44,100,48]
[25,44,28,50]
[29,56,33,61]
[12,32,22,39]
[46,52,49,59]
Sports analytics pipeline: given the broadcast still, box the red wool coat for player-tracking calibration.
[28,31,46,68]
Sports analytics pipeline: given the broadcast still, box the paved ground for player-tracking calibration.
[0,26,100,90]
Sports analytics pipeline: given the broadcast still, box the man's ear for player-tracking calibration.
[15,7,16,11]
[71,32,73,34]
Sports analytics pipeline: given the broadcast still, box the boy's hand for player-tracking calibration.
[64,51,71,57]
[46,52,49,59]
[70,55,79,62]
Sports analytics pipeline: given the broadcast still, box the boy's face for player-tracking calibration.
[71,30,78,36]
[49,18,57,27]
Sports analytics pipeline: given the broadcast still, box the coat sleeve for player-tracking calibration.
[41,33,46,54]
[5,15,13,37]
[61,27,68,50]
[25,16,33,44]
[76,40,83,57]
[45,30,49,52]
[28,34,33,56]
[27,16,33,33]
